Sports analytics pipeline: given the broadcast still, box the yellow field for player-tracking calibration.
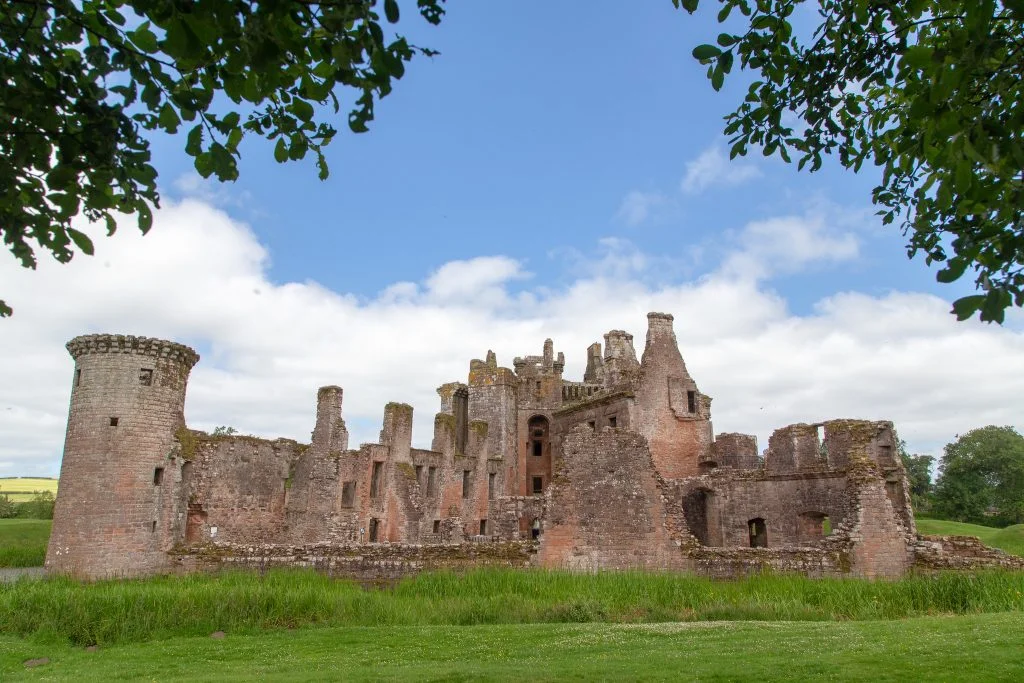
[0,477,58,502]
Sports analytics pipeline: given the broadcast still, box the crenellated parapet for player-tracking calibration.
[67,334,199,368]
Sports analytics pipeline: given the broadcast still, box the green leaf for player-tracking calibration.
[903,45,933,70]
[138,204,154,234]
[274,138,289,163]
[951,295,985,320]
[186,125,204,156]
[66,228,94,256]
[158,103,181,133]
[936,258,969,283]
[384,0,401,23]
[692,44,722,60]
[130,23,159,54]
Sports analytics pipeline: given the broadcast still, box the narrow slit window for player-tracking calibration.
[479,519,487,535]
[74,369,82,387]
[532,476,543,494]
[151,521,157,533]
[139,368,153,386]
[488,472,495,499]
[370,461,383,498]
[153,467,164,485]
[687,390,697,413]
[462,470,471,498]
[532,440,542,457]
[432,519,441,534]
[368,518,379,542]
[415,465,423,487]
[427,467,437,496]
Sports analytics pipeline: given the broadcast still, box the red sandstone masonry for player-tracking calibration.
[46,316,1012,581]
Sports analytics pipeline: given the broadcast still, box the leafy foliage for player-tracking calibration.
[933,426,1024,526]
[0,0,445,316]
[676,0,1024,322]
[898,441,934,513]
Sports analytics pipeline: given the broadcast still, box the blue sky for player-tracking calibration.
[1,1,1022,478]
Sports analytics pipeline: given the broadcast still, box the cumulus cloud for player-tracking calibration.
[681,144,762,194]
[1,198,1022,478]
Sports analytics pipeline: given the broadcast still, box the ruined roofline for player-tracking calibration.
[66,333,200,367]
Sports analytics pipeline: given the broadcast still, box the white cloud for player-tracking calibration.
[1,198,1022,478]
[721,212,861,281]
[681,144,761,194]
[615,191,668,227]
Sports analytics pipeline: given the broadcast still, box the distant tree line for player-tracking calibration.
[903,426,1024,527]
[0,491,55,520]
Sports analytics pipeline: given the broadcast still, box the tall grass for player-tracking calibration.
[0,519,50,567]
[1,568,1022,646]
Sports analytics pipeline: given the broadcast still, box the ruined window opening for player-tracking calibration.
[415,465,423,486]
[587,387,592,395]
[153,467,164,485]
[368,518,379,542]
[151,520,157,533]
[535,381,541,394]
[528,415,550,464]
[587,420,596,431]
[462,470,471,498]
[479,519,487,535]
[453,388,469,455]
[798,511,828,540]
[139,368,153,386]
[608,416,617,428]
[687,390,697,413]
[532,440,542,457]
[370,461,383,498]
[488,472,495,499]
[531,518,541,539]
[748,518,767,548]
[109,417,119,427]
[341,481,356,507]
[433,519,440,534]
[74,369,81,387]
[427,466,437,496]
[822,516,831,535]
[532,476,543,495]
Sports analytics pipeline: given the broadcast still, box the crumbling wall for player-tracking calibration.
[709,433,760,470]
[913,535,1024,571]
[183,434,302,544]
[537,426,684,570]
[765,424,826,473]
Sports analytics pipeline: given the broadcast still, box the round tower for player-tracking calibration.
[45,334,199,578]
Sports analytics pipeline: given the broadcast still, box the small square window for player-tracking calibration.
[532,476,543,494]
[139,368,153,386]
[109,417,119,427]
[609,416,617,428]
[153,467,164,485]
[587,420,595,431]
[479,519,488,535]
[433,519,441,534]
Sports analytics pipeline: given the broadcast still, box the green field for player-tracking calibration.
[0,479,57,503]
[1,612,1022,681]
[917,519,1024,557]
[0,521,50,568]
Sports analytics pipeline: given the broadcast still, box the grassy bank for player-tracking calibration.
[917,519,1024,557]
[0,521,50,568]
[2,612,1023,681]
[2,569,1022,646]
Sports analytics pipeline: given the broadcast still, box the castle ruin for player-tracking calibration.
[45,313,1023,579]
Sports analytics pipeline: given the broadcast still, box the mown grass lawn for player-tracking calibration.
[917,519,1024,557]
[0,520,50,568]
[1,612,1022,681]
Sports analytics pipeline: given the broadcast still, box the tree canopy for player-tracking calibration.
[0,0,444,317]
[932,426,1024,526]
[678,0,1024,323]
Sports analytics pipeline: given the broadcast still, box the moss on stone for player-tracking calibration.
[175,427,200,461]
